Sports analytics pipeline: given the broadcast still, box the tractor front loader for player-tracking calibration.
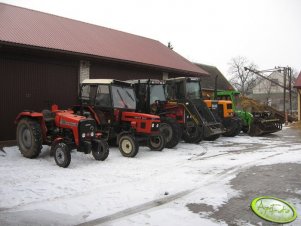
[165,77,224,141]
[73,79,165,158]
[216,90,282,136]
[15,104,109,168]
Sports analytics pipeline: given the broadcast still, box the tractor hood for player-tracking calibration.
[121,112,160,121]
[55,111,88,127]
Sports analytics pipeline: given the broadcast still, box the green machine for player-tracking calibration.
[216,90,282,136]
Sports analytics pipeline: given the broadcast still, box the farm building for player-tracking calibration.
[250,71,298,113]
[194,63,234,98]
[0,3,207,141]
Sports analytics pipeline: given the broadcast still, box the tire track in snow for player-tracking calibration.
[189,143,300,161]
[76,189,194,226]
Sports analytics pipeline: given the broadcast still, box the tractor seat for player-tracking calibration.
[42,109,55,123]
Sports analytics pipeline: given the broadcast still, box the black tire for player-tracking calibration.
[118,134,139,157]
[148,134,165,151]
[223,121,242,137]
[242,125,249,133]
[182,123,202,143]
[223,126,241,137]
[204,134,220,141]
[159,117,180,148]
[16,118,42,159]
[54,142,71,168]
[92,139,109,161]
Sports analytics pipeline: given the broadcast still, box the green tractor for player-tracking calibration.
[216,90,282,136]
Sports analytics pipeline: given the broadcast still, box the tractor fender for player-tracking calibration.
[15,111,48,141]
[116,131,132,143]
[15,112,44,124]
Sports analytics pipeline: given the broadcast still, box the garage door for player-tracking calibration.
[0,56,78,141]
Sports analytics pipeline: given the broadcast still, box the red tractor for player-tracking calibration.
[15,104,109,168]
[130,79,184,147]
[73,79,165,157]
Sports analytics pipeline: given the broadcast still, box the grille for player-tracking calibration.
[78,119,97,141]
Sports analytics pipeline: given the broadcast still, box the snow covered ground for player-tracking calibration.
[0,127,301,226]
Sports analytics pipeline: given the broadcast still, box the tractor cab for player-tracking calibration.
[166,77,202,100]
[216,90,241,110]
[129,79,167,114]
[80,79,136,111]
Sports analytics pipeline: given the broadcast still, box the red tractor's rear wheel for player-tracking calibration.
[16,118,42,158]
[148,134,165,151]
[92,139,109,161]
[118,134,139,157]
[159,117,180,149]
[53,142,71,168]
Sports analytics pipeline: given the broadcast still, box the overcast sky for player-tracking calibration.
[2,0,301,77]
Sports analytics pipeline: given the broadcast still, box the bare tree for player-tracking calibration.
[228,56,257,95]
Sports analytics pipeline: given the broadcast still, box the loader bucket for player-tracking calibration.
[190,99,224,138]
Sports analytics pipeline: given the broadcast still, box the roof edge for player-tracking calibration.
[0,41,204,76]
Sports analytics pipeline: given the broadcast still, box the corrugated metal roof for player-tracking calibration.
[0,3,208,76]
[195,63,235,90]
[294,71,301,88]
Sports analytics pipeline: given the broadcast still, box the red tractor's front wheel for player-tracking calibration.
[92,139,109,161]
[118,134,139,158]
[16,118,42,158]
[148,134,165,151]
[53,142,71,168]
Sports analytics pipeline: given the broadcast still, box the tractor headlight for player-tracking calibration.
[91,132,94,137]
[152,123,155,128]
[156,123,159,128]
[82,133,86,138]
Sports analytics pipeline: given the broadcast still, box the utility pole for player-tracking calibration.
[283,68,287,115]
[288,67,292,115]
